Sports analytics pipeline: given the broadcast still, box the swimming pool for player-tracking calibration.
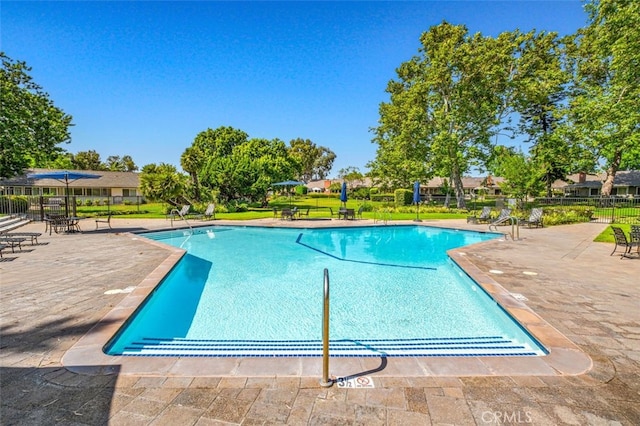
[105,225,546,357]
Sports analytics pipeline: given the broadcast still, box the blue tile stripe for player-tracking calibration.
[119,335,541,357]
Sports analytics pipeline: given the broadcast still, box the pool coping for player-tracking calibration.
[62,222,592,378]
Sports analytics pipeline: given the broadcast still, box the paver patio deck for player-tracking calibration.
[1,217,639,425]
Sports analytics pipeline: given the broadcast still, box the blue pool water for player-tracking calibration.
[105,225,546,357]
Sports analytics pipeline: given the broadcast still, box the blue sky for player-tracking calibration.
[3,1,587,177]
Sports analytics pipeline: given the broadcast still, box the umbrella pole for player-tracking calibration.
[65,181,70,217]
[414,202,422,222]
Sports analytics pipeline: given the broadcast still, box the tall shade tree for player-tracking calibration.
[372,22,520,208]
[232,138,300,202]
[569,0,640,195]
[1,53,73,178]
[513,32,577,197]
[287,138,336,182]
[188,126,249,202]
[189,126,300,202]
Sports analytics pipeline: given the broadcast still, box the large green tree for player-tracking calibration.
[287,138,336,182]
[231,138,299,202]
[188,126,249,202]
[139,163,186,206]
[1,52,73,178]
[185,126,300,203]
[72,150,103,170]
[569,0,640,195]
[372,23,521,208]
[512,32,578,197]
[489,146,544,199]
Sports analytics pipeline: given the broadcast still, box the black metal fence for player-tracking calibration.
[530,196,640,224]
[2,194,638,224]
[0,196,147,221]
[463,196,639,224]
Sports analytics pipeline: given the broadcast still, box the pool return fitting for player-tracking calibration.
[319,268,333,387]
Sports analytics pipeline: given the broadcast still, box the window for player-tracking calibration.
[123,188,137,197]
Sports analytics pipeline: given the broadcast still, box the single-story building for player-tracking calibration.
[0,168,141,202]
[305,176,503,198]
[556,171,640,197]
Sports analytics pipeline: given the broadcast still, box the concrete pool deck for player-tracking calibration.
[1,217,639,424]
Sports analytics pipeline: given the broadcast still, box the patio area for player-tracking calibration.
[1,218,639,424]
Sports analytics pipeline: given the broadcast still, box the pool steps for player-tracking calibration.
[121,336,541,357]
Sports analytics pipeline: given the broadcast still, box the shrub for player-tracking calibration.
[352,187,370,200]
[371,193,395,202]
[394,189,413,206]
[85,199,93,206]
[214,204,229,213]
[359,202,375,212]
[542,207,593,225]
[308,192,339,199]
[295,185,308,195]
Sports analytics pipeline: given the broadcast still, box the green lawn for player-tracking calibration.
[74,197,624,245]
[75,196,469,221]
[593,224,633,244]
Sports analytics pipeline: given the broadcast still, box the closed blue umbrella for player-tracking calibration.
[28,170,101,216]
[413,181,422,222]
[340,182,348,206]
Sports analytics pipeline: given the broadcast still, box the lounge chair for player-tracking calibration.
[297,208,310,218]
[169,205,191,220]
[356,206,364,219]
[467,206,492,224]
[488,209,512,231]
[0,243,7,258]
[95,213,112,230]
[193,204,216,221]
[520,208,544,228]
[611,226,637,258]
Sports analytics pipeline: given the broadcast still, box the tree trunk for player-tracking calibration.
[600,149,622,197]
[190,172,201,201]
[452,170,466,209]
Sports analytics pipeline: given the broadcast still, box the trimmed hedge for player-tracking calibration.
[394,189,413,206]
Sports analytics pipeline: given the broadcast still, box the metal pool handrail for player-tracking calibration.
[319,268,333,387]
